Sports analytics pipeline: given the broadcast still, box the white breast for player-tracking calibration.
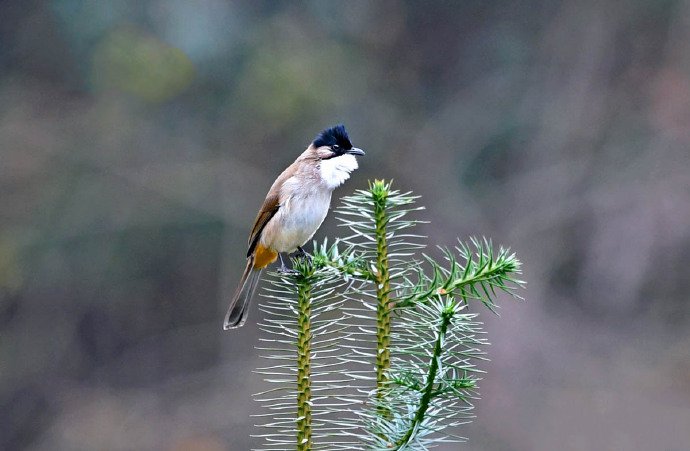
[319,154,358,189]
[260,177,333,253]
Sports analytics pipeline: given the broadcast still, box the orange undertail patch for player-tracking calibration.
[253,243,278,269]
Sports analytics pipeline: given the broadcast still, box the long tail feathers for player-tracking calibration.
[223,259,262,330]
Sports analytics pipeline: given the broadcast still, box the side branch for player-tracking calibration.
[396,303,454,448]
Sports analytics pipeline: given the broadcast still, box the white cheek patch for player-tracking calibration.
[319,154,359,189]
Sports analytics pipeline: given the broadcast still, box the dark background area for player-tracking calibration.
[2,1,690,450]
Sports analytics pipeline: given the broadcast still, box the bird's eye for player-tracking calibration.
[332,145,340,152]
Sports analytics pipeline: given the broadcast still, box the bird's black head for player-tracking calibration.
[313,124,353,152]
[312,124,364,160]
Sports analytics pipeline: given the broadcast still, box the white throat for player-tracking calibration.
[319,154,358,189]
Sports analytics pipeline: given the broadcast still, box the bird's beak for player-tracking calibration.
[347,147,365,156]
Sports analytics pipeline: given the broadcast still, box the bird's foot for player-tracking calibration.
[295,246,312,262]
[277,253,299,274]
[278,265,299,274]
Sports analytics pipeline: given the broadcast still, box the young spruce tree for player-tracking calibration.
[252,180,524,450]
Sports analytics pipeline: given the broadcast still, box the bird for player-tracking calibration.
[223,124,365,329]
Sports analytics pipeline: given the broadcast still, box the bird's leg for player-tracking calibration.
[278,253,290,273]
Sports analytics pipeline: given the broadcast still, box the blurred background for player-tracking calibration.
[2,1,690,450]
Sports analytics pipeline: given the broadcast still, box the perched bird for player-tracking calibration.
[223,125,365,329]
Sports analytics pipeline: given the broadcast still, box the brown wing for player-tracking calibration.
[246,155,309,258]
[247,191,280,258]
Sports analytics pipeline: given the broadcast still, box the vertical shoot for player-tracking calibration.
[371,181,393,401]
[295,276,312,450]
